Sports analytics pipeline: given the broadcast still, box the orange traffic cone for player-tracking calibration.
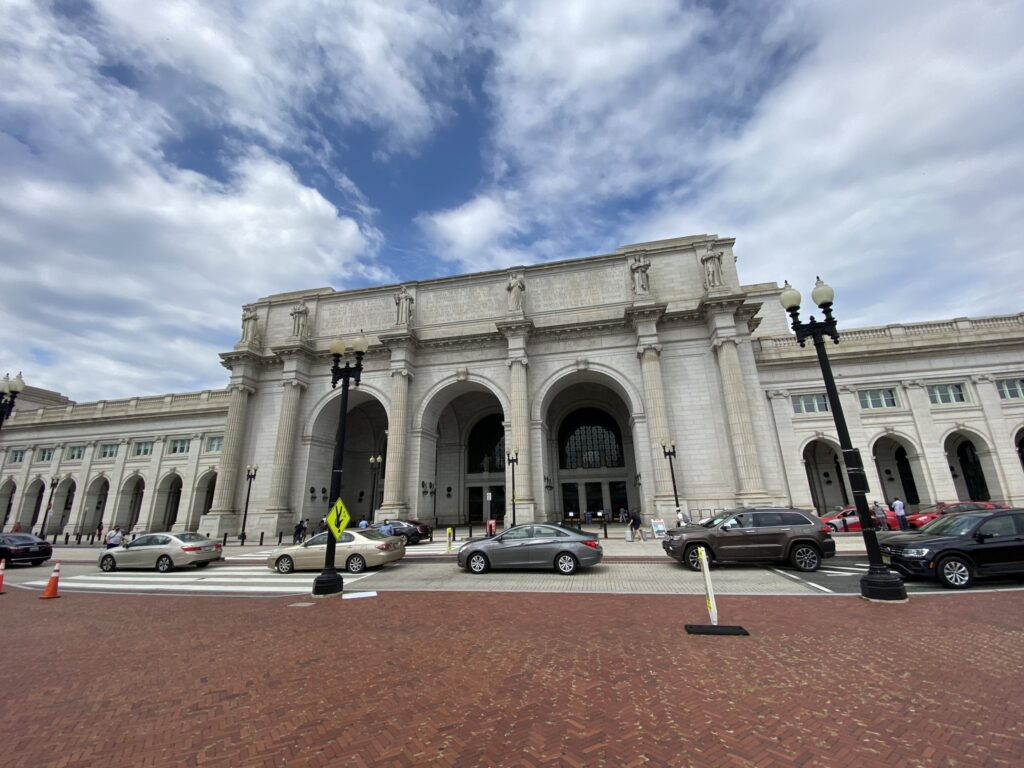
[0,558,6,595]
[40,561,61,599]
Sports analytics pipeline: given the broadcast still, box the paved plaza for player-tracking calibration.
[2,583,1023,767]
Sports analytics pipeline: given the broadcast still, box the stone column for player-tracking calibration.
[714,338,765,501]
[972,374,1024,504]
[901,381,958,503]
[636,342,673,501]
[766,391,815,508]
[200,383,253,536]
[136,437,167,534]
[380,368,411,520]
[266,380,306,514]
[507,356,535,519]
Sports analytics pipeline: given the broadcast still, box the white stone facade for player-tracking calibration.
[2,234,1023,540]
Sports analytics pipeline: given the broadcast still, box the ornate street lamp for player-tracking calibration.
[0,372,26,433]
[780,278,907,601]
[313,332,369,598]
[38,476,59,538]
[506,450,519,527]
[661,441,682,525]
[239,464,258,545]
[368,455,382,516]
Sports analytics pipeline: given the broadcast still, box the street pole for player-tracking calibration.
[662,441,681,524]
[506,450,518,527]
[780,278,906,601]
[368,455,381,518]
[239,465,258,545]
[38,476,59,538]
[0,372,26,434]
[312,333,368,598]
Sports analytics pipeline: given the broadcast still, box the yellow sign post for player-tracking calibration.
[326,498,351,540]
[447,527,454,552]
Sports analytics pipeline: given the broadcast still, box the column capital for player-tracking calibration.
[390,367,414,379]
[228,383,257,395]
[970,373,993,384]
[711,335,740,350]
[766,389,790,400]
[900,379,925,389]
[506,356,528,368]
[636,342,663,358]
[282,378,307,390]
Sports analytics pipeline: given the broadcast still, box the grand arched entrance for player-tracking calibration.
[803,439,849,515]
[50,477,76,535]
[944,431,1004,502]
[304,389,388,525]
[1,479,15,528]
[82,476,109,535]
[543,379,638,521]
[1016,428,1024,474]
[872,435,927,509]
[19,478,45,532]
[116,475,146,531]
[153,473,183,531]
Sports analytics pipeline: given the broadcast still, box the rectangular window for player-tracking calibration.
[792,393,829,414]
[66,446,86,461]
[206,436,224,453]
[9,449,24,464]
[37,448,54,463]
[99,443,118,459]
[169,438,191,455]
[858,389,898,409]
[996,378,1024,400]
[132,441,153,457]
[927,383,967,405]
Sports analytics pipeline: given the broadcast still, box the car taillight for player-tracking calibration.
[376,543,389,551]
[181,546,202,552]
[821,526,832,535]
[214,543,223,550]
[581,540,599,549]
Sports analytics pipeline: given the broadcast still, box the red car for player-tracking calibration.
[821,505,897,532]
[905,501,1007,529]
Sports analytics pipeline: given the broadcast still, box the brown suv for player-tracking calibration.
[662,508,835,572]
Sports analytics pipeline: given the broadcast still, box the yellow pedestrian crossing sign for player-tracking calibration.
[327,498,351,540]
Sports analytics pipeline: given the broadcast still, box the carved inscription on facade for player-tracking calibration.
[529,264,625,313]
[417,283,505,325]
[317,295,394,336]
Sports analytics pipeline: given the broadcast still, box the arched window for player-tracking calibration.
[558,408,624,470]
[467,414,505,473]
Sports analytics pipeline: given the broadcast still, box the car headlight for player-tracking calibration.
[901,548,930,558]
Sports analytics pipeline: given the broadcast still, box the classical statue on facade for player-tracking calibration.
[240,306,259,343]
[394,285,414,326]
[630,252,651,295]
[701,248,724,289]
[507,272,526,313]
[289,300,309,337]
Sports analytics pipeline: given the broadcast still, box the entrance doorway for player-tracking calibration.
[467,485,506,523]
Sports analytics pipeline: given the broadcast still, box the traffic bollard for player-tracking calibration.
[76,533,82,544]
[259,532,265,546]
[64,533,70,545]
[222,533,228,548]
[602,519,608,539]
[842,518,849,532]
[53,533,59,544]
[468,521,473,539]
[278,531,283,545]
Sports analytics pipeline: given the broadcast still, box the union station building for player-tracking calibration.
[2,234,1023,538]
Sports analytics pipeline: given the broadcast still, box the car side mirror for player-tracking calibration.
[975,532,991,542]
[720,524,732,532]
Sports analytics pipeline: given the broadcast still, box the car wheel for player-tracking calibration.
[790,544,821,572]
[399,534,409,545]
[155,555,174,573]
[346,554,367,574]
[554,553,578,575]
[467,552,489,574]
[194,561,210,569]
[100,555,117,572]
[275,555,294,574]
[684,544,710,571]
[937,555,973,589]
[828,523,839,533]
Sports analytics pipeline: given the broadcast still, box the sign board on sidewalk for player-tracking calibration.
[651,518,667,538]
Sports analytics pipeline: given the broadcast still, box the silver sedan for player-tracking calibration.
[266,529,405,574]
[456,523,603,575]
[98,532,223,573]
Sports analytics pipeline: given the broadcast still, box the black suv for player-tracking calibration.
[662,508,835,572]
[370,520,432,545]
[879,508,1024,589]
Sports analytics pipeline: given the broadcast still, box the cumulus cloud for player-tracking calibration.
[417,194,528,271]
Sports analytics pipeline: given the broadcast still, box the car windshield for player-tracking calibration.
[357,529,389,540]
[919,513,984,537]
[5,534,42,543]
[175,532,207,542]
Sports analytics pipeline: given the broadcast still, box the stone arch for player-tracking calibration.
[942,427,1004,502]
[153,470,184,531]
[415,377,509,526]
[48,476,77,535]
[1,478,16,529]
[303,380,391,441]
[868,431,929,509]
[115,473,146,531]
[18,476,46,532]
[82,475,110,536]
[533,363,645,424]
[1015,425,1024,475]
[802,437,850,515]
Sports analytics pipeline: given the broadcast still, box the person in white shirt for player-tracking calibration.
[105,527,124,549]
[892,498,907,530]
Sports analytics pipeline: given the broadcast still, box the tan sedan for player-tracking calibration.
[266,529,405,574]
[98,532,223,572]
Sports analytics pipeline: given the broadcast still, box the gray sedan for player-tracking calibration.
[456,523,603,575]
[98,532,223,572]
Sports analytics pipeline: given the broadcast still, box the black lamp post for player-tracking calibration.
[368,455,382,516]
[780,278,907,601]
[38,476,59,538]
[661,441,682,524]
[239,464,258,545]
[0,372,26,433]
[506,450,519,527]
[313,332,369,598]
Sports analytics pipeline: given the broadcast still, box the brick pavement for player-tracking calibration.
[2,589,1022,767]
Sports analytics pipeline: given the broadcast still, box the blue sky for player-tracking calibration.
[2,0,1023,401]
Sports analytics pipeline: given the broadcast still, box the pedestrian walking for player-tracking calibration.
[893,497,908,531]
[380,519,395,537]
[357,516,369,529]
[618,507,628,524]
[630,511,644,543]
[96,522,104,542]
[105,526,124,549]
[316,518,327,534]
[872,500,888,531]
[292,520,304,544]
[11,521,22,533]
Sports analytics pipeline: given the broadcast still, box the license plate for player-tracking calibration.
[882,555,891,565]
[202,546,213,552]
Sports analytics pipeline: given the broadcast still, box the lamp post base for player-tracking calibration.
[859,569,908,602]
[311,570,344,598]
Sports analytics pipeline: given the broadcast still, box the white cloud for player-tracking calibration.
[417,194,527,271]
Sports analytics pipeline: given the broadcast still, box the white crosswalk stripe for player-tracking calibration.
[23,566,378,595]
[224,542,457,562]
